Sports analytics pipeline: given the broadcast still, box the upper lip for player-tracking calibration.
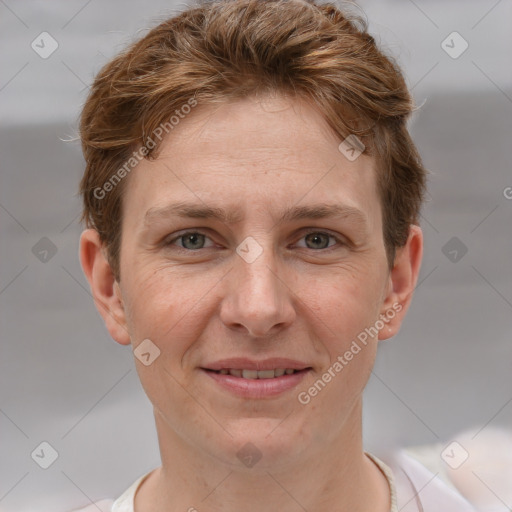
[203,358,311,371]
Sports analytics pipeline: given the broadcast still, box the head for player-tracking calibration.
[79,0,425,469]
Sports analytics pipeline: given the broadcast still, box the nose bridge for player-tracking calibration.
[221,235,294,336]
[240,240,279,297]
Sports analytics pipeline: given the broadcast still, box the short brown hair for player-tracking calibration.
[79,0,427,282]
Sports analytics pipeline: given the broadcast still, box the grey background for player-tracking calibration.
[1,0,511,511]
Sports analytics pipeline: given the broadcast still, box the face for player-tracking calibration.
[81,93,421,471]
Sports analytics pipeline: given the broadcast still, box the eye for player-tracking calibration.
[166,231,215,251]
[295,230,342,250]
[164,229,344,252]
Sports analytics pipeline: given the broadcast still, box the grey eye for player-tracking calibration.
[180,232,206,250]
[304,232,332,249]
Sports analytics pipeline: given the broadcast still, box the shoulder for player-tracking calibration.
[385,448,477,512]
[67,469,154,512]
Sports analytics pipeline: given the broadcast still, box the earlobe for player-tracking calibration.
[378,224,423,341]
[79,229,131,346]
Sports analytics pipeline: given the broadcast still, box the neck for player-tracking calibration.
[135,399,390,512]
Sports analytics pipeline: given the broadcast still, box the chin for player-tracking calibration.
[210,417,312,470]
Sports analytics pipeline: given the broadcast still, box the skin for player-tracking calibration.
[80,93,423,512]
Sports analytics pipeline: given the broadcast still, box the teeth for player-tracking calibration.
[216,368,299,378]
[257,370,276,379]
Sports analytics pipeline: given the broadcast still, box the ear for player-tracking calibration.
[79,228,131,345]
[378,224,423,341]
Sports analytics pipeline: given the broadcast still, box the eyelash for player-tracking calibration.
[164,229,345,253]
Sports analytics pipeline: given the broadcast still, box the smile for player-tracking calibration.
[202,367,312,398]
[211,368,300,378]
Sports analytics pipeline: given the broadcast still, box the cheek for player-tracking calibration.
[302,266,384,343]
[123,273,165,338]
[296,266,384,409]
[123,264,218,353]
[300,274,380,416]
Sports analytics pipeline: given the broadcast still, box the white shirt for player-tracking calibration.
[70,451,477,512]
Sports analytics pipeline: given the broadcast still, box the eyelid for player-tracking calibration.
[164,229,217,249]
[295,228,346,250]
[164,228,347,251]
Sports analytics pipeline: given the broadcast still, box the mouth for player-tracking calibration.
[204,368,308,379]
[201,363,312,398]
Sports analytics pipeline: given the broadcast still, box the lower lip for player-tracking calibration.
[202,369,311,398]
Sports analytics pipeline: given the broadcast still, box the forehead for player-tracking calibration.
[122,94,381,229]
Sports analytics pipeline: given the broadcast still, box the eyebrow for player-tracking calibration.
[144,201,368,228]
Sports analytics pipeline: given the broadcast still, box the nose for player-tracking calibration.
[219,242,296,338]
